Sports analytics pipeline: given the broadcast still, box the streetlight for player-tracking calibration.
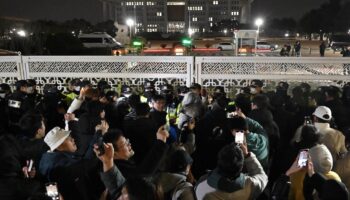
[254,18,263,55]
[126,18,134,40]
[255,18,263,32]
[17,30,26,37]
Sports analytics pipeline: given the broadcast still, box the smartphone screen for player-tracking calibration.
[235,131,244,144]
[298,150,309,167]
[46,182,59,199]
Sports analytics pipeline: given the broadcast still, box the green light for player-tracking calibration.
[182,38,192,46]
[133,41,142,46]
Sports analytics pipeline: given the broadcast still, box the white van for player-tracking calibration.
[78,32,123,48]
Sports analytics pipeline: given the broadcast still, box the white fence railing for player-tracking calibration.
[1,55,350,93]
[18,56,193,91]
[195,56,350,94]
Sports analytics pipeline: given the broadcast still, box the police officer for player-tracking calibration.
[160,84,181,125]
[26,79,44,110]
[7,80,34,126]
[141,81,156,105]
[0,83,11,133]
[63,78,81,106]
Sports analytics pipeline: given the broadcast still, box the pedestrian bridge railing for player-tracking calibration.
[0,55,349,93]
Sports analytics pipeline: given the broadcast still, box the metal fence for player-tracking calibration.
[1,55,350,94]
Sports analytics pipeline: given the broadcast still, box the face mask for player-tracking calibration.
[0,93,5,98]
[250,87,257,94]
[26,87,34,94]
[74,86,81,92]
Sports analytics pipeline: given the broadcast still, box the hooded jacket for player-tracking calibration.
[155,172,195,200]
[195,152,268,200]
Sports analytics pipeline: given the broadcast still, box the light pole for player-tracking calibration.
[126,18,134,43]
[254,18,263,55]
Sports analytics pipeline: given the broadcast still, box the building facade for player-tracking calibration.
[100,0,253,33]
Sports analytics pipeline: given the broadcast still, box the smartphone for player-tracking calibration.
[96,137,105,156]
[298,150,309,167]
[235,131,244,144]
[46,182,59,199]
[304,116,312,125]
[27,159,34,172]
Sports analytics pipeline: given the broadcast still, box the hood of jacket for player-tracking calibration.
[309,144,333,174]
[207,168,246,193]
[156,172,188,193]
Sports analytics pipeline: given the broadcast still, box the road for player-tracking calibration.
[141,37,343,57]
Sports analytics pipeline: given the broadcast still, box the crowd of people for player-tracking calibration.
[1,78,350,200]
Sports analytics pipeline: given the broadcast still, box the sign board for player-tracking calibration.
[236,30,258,39]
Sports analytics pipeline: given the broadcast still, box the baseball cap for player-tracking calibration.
[313,106,332,121]
[44,127,71,151]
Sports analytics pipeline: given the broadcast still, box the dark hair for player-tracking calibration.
[152,94,165,102]
[136,103,150,117]
[103,129,124,151]
[87,101,105,117]
[125,177,163,200]
[69,78,81,86]
[19,113,43,138]
[128,94,141,108]
[235,93,251,115]
[26,79,36,86]
[227,116,248,131]
[15,80,28,91]
[252,94,270,109]
[105,91,118,102]
[217,143,244,179]
[300,125,320,148]
[167,149,193,173]
[190,83,201,90]
[81,80,92,88]
[251,80,263,87]
[325,86,340,99]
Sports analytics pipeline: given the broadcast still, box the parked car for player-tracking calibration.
[257,41,278,51]
[212,42,235,51]
[329,35,350,51]
[78,32,123,49]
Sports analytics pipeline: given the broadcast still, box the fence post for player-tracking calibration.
[17,51,25,80]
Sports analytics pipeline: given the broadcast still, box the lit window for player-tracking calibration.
[157,12,162,16]
[213,1,218,5]
[209,17,213,21]
[192,17,197,21]
[210,23,213,27]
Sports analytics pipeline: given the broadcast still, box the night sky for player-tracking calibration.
[0,0,330,23]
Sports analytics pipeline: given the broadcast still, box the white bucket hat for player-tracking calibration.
[44,127,71,151]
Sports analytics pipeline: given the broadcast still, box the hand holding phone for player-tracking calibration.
[298,150,309,167]
[46,182,59,199]
[235,131,245,144]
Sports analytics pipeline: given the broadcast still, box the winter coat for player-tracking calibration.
[39,151,102,200]
[155,172,196,200]
[195,152,268,200]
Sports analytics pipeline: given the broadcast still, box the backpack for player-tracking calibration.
[164,180,194,200]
